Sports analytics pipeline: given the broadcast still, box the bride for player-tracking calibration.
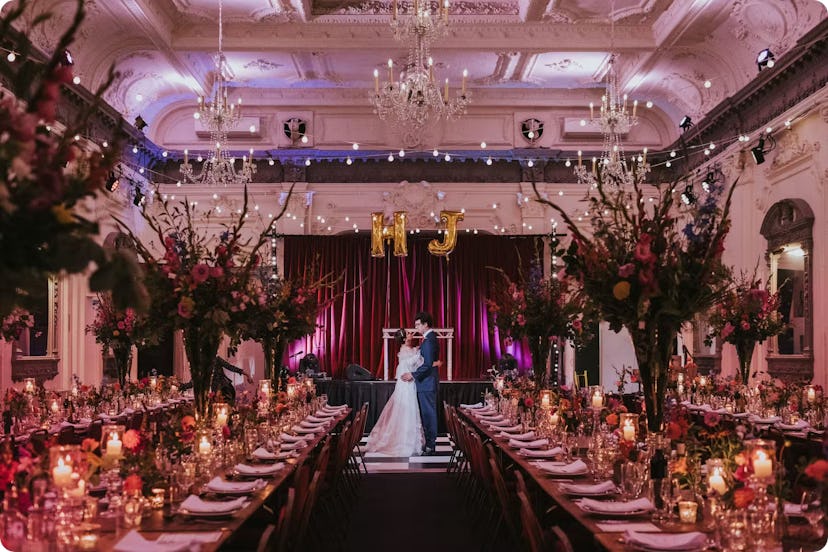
[366,329,436,456]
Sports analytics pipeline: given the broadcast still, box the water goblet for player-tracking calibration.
[800,489,824,538]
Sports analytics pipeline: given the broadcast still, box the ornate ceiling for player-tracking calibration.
[7,0,826,153]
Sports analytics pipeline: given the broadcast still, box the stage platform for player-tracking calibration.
[315,379,493,433]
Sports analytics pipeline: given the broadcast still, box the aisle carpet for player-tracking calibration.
[359,435,454,472]
[344,472,488,552]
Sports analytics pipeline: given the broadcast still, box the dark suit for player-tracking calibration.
[410,330,439,450]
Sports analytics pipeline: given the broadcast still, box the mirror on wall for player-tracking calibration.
[11,276,59,383]
[760,199,814,381]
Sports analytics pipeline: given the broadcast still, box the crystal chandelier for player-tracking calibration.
[371,0,470,147]
[180,0,255,186]
[573,54,648,190]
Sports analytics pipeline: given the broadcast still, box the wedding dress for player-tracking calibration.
[366,345,425,456]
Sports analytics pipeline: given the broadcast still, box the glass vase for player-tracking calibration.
[735,339,756,385]
[111,343,132,390]
[629,323,677,433]
[183,326,222,423]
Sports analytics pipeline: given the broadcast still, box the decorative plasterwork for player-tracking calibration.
[768,131,821,172]
[313,0,518,17]
[380,181,443,227]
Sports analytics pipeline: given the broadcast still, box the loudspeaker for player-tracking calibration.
[346,364,373,381]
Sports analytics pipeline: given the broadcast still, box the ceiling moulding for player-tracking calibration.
[667,17,828,172]
[170,22,656,51]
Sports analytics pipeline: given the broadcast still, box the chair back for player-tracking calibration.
[574,370,589,388]
[517,490,546,552]
[549,526,575,552]
[272,487,296,552]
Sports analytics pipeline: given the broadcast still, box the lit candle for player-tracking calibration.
[150,488,165,509]
[591,391,603,409]
[387,59,393,82]
[589,102,594,119]
[24,378,34,393]
[78,533,98,551]
[699,376,707,387]
[52,457,73,488]
[622,420,635,441]
[462,69,467,94]
[550,412,559,426]
[591,157,597,175]
[807,386,816,404]
[149,376,158,390]
[494,377,504,393]
[66,478,85,498]
[642,147,648,164]
[632,99,638,117]
[374,69,379,93]
[428,58,434,82]
[540,393,550,409]
[708,471,727,495]
[105,432,122,458]
[677,383,684,395]
[753,450,773,479]
[287,384,297,400]
[215,409,228,427]
[678,501,698,523]
[51,400,59,414]
[443,0,449,22]
[199,435,212,455]
[577,150,582,167]
[184,149,188,164]
[71,384,78,397]
[444,78,449,99]
[677,373,684,384]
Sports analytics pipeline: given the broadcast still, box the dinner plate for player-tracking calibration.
[626,542,706,552]
[581,505,651,518]
[177,506,244,518]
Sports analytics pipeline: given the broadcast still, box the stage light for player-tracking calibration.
[134,115,148,131]
[59,49,74,66]
[133,189,145,206]
[680,184,695,205]
[105,173,119,192]
[751,133,775,165]
[678,116,693,131]
[757,48,775,71]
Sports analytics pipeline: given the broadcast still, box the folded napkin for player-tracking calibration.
[495,425,524,434]
[299,420,326,430]
[313,410,337,419]
[234,462,284,476]
[508,438,548,449]
[777,419,809,430]
[749,415,781,424]
[471,408,496,417]
[460,402,483,409]
[479,414,504,422]
[537,459,588,475]
[252,447,278,460]
[518,447,563,458]
[624,530,706,551]
[292,425,319,435]
[322,405,347,412]
[305,415,330,424]
[280,440,307,451]
[580,497,654,514]
[712,407,728,415]
[281,433,306,443]
[114,530,195,552]
[499,430,535,440]
[180,494,247,514]
[560,480,616,495]
[205,477,264,494]
[488,420,515,429]
[732,412,750,418]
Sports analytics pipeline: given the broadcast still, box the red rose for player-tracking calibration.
[524,398,534,408]
[123,474,143,495]
[805,459,828,482]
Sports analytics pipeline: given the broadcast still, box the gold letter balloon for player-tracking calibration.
[427,211,464,257]
[371,211,408,257]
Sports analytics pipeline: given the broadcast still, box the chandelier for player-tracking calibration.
[371,0,470,147]
[180,0,255,186]
[573,54,648,190]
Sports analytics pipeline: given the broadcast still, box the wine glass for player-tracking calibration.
[622,462,643,501]
[801,489,824,538]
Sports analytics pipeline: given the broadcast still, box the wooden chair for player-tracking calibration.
[574,370,589,389]
[488,455,519,546]
[517,490,546,552]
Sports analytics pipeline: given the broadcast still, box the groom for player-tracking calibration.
[403,311,439,455]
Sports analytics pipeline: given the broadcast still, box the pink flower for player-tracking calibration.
[741,321,750,331]
[191,263,210,284]
[703,411,721,428]
[634,234,656,264]
[210,266,224,278]
[516,314,526,326]
[618,263,636,278]
[572,320,583,332]
[721,322,735,340]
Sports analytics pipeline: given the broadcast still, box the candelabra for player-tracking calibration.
[179,0,256,186]
[371,0,469,147]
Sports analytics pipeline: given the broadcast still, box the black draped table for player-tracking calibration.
[315,379,492,433]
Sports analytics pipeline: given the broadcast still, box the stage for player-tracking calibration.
[315,379,493,432]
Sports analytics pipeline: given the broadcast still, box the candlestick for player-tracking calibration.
[753,450,772,479]
[374,69,379,93]
[198,435,212,455]
[632,99,638,117]
[622,421,635,441]
[393,0,397,20]
[443,0,449,21]
[642,147,647,164]
[589,102,594,119]
[444,78,449,100]
[708,473,727,495]
[105,433,122,458]
[577,150,582,167]
[591,157,597,175]
[184,149,188,164]
[462,69,467,94]
[678,501,698,523]
[387,59,393,82]
[52,457,73,488]
[591,391,603,409]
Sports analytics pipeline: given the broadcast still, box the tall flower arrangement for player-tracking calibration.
[487,252,592,384]
[0,0,145,318]
[1,308,34,343]
[117,187,291,420]
[533,172,734,432]
[239,265,339,386]
[705,270,786,384]
[86,294,139,388]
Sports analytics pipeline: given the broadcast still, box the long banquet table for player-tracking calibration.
[96,408,349,551]
[316,379,491,432]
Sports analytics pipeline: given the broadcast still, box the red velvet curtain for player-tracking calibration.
[282,234,538,380]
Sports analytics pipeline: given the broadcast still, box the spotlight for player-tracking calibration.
[680,184,695,205]
[133,189,145,206]
[678,115,693,131]
[134,115,148,131]
[756,48,775,71]
[58,49,74,66]
[750,133,775,165]
[701,171,714,193]
[105,173,119,192]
